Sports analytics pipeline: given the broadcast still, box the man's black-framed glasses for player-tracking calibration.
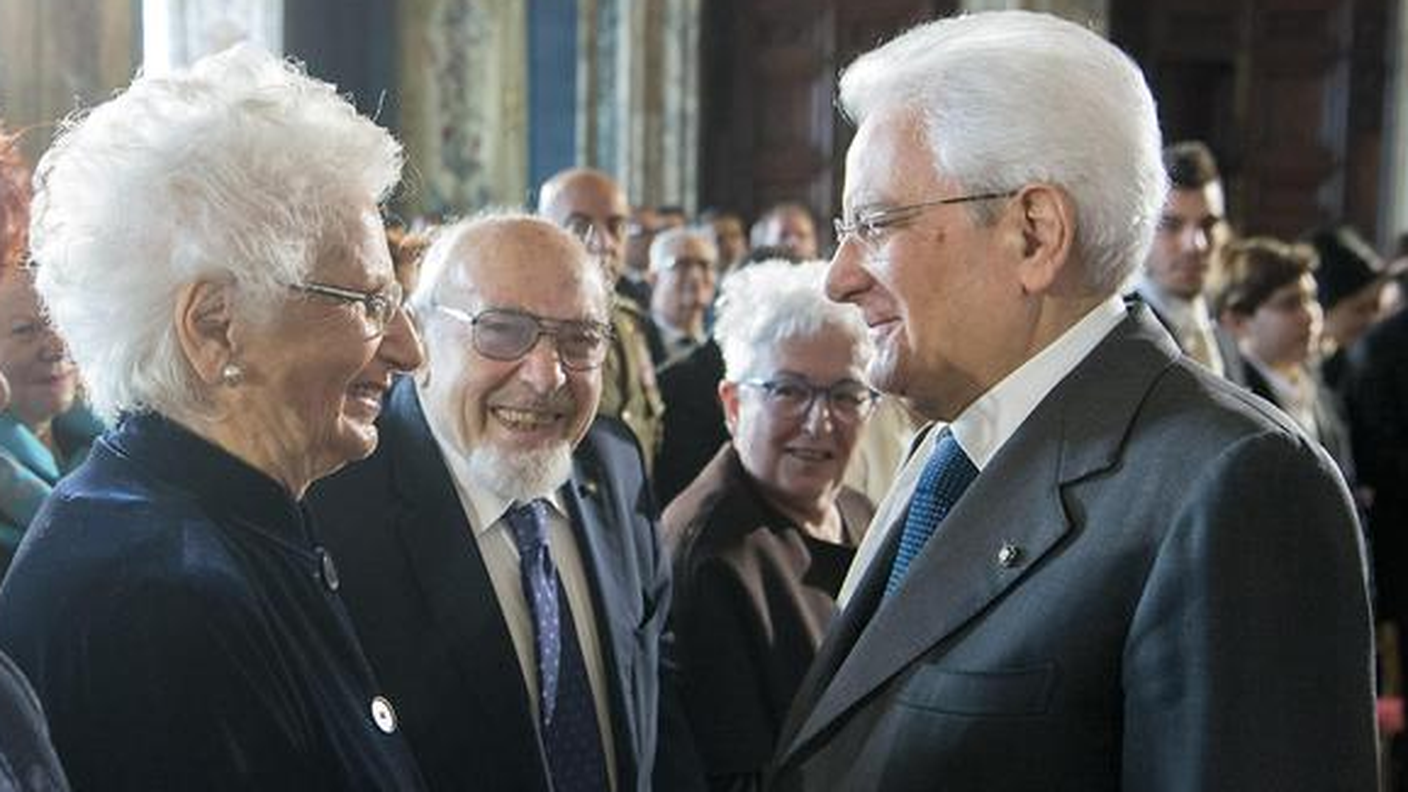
[834,190,1018,252]
[436,305,614,371]
[741,376,879,423]
[291,280,404,338]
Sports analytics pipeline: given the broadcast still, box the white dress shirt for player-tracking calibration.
[837,296,1126,608]
[419,382,618,790]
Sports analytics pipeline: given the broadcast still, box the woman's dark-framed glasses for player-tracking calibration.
[291,280,404,338]
[741,376,879,423]
[436,306,613,371]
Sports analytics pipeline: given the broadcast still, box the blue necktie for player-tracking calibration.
[885,430,979,597]
[505,500,609,792]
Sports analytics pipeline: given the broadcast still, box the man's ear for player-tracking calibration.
[174,279,238,386]
[718,380,741,436]
[1012,184,1076,295]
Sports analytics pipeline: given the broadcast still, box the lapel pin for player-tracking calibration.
[996,542,1022,568]
[578,480,600,499]
[370,696,397,734]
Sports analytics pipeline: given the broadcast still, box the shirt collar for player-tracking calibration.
[950,295,1126,470]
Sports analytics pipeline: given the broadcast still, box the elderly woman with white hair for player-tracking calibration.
[663,260,877,791]
[0,47,427,790]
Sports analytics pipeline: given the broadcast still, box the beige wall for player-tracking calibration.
[0,0,139,165]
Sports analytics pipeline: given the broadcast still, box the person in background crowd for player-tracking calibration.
[772,12,1375,790]
[647,227,718,369]
[1347,280,1408,703]
[309,212,704,792]
[386,223,432,295]
[750,202,820,260]
[538,169,666,471]
[666,260,876,792]
[0,45,428,790]
[0,124,100,576]
[652,248,804,509]
[0,368,69,792]
[1305,225,1391,394]
[1133,140,1240,379]
[619,206,660,309]
[699,208,749,276]
[1214,237,1353,475]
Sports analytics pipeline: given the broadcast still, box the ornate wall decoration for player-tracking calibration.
[397,0,528,220]
[142,0,284,74]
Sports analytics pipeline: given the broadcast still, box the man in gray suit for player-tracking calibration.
[770,11,1377,791]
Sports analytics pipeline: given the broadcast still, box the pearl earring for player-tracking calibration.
[220,363,244,386]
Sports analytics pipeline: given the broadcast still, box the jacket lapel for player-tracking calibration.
[778,307,1181,767]
[559,440,644,790]
[383,381,545,766]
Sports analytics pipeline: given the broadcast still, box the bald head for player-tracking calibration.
[536,168,630,282]
[412,212,609,317]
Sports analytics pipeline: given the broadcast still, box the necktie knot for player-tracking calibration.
[885,430,978,597]
[506,499,551,559]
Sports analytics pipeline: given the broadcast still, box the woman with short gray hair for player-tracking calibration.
[664,259,876,791]
[0,46,426,790]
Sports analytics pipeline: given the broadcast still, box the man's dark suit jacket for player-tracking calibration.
[1347,309,1408,633]
[770,306,1377,792]
[1236,358,1355,481]
[653,339,729,508]
[307,379,702,792]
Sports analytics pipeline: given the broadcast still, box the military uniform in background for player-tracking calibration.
[601,298,665,471]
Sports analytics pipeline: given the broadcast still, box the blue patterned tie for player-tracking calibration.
[505,500,609,792]
[885,430,979,597]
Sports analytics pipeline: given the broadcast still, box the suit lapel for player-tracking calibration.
[559,444,643,790]
[777,308,1182,767]
[383,381,544,758]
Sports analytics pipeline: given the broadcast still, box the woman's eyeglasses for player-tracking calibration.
[291,280,405,338]
[740,376,879,423]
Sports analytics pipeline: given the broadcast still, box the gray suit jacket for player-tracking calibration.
[770,306,1377,791]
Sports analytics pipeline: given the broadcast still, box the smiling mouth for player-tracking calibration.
[491,406,566,430]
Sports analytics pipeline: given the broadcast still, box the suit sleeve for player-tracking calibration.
[1121,431,1378,791]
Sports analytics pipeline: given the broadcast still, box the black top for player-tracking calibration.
[0,413,425,791]
[0,650,68,791]
[664,444,873,792]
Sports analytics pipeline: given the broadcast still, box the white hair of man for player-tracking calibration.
[30,43,402,422]
[837,10,1166,294]
[648,226,718,273]
[715,259,874,382]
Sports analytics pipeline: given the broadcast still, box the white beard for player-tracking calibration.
[465,440,574,503]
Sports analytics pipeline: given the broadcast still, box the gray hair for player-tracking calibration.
[648,226,717,273]
[30,44,402,422]
[838,11,1166,294]
[715,259,873,382]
